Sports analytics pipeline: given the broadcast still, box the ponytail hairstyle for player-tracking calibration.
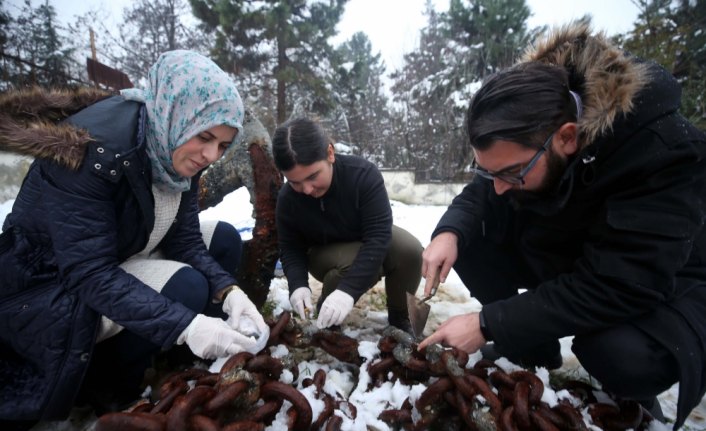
[466,62,580,151]
[272,117,331,172]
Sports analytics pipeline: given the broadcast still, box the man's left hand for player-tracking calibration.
[417,312,486,353]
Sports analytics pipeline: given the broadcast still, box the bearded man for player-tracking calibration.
[419,22,706,429]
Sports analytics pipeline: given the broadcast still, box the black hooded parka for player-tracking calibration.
[433,24,706,428]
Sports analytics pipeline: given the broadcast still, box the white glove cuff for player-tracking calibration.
[177,314,201,345]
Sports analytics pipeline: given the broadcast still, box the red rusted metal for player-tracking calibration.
[236,142,283,308]
[86,58,133,91]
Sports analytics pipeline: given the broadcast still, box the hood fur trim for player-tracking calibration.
[521,21,649,148]
[0,87,113,170]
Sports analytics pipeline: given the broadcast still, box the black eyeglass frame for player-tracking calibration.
[469,132,555,185]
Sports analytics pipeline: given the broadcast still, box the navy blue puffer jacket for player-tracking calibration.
[0,96,236,421]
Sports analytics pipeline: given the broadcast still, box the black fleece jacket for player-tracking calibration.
[276,154,392,301]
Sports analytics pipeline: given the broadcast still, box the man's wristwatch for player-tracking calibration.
[479,311,493,342]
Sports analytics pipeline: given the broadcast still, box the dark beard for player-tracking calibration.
[506,147,568,208]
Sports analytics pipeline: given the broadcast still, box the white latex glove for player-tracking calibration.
[177,314,256,359]
[222,287,269,337]
[229,315,270,354]
[317,290,354,329]
[290,287,313,319]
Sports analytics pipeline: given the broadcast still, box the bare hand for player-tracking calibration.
[417,313,486,354]
[421,232,458,296]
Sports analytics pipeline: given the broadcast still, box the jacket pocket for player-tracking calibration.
[0,228,56,297]
[606,204,694,239]
[0,283,51,352]
[0,282,74,420]
[594,203,697,287]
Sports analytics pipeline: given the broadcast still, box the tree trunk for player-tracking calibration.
[198,110,283,308]
[276,32,287,125]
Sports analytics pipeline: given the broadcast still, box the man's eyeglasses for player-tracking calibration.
[469,132,555,185]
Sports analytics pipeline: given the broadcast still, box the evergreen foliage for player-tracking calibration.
[618,0,705,129]
[389,0,531,178]
[1,0,77,89]
[330,32,389,162]
[116,0,209,83]
[1,0,703,176]
[189,0,347,125]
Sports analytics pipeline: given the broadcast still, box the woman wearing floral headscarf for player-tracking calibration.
[0,50,267,429]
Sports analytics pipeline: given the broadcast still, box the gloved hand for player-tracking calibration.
[222,286,269,337]
[231,314,270,354]
[177,314,256,359]
[290,287,313,319]
[317,290,354,329]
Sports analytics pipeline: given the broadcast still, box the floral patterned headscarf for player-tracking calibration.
[121,50,244,193]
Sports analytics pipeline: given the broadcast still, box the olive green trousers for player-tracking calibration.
[307,225,423,315]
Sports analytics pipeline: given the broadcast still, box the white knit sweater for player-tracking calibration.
[97,186,184,341]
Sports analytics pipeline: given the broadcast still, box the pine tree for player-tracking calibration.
[331,32,390,161]
[445,0,531,78]
[619,0,705,129]
[389,2,452,173]
[388,0,531,178]
[672,0,706,129]
[2,0,76,88]
[0,0,11,85]
[0,0,9,50]
[190,0,347,124]
[115,0,210,84]
[619,0,677,72]
[34,0,73,86]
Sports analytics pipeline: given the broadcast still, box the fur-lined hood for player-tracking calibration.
[520,21,649,149]
[0,87,113,170]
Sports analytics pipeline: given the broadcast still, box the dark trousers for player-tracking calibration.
[454,237,678,402]
[76,221,242,411]
[308,225,423,317]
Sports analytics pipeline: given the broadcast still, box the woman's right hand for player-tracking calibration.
[177,314,256,359]
[421,232,459,296]
[290,287,313,319]
[222,287,269,337]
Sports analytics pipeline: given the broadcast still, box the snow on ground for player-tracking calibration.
[2,187,704,430]
[200,188,706,431]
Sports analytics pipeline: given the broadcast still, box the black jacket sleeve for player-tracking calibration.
[276,156,393,301]
[335,165,392,301]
